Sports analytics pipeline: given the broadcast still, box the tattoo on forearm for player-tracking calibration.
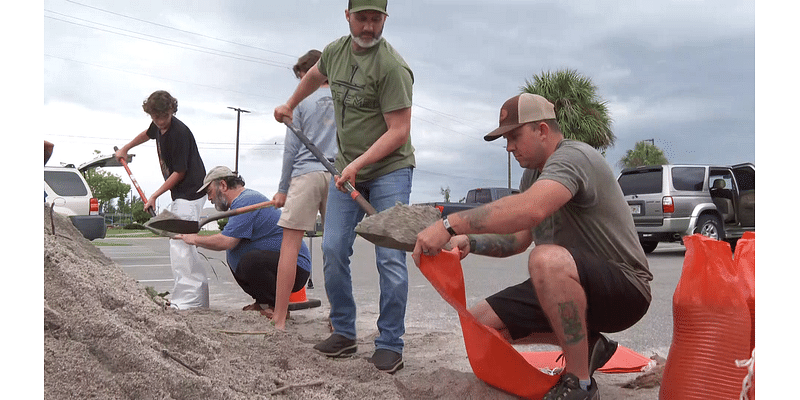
[469,234,518,257]
[558,301,586,345]
[463,206,491,231]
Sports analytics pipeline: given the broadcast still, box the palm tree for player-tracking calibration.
[618,140,669,169]
[521,69,614,152]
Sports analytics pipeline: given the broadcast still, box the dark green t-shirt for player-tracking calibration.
[520,139,653,301]
[318,36,415,182]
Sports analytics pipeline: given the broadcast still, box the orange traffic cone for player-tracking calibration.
[288,286,321,311]
[289,287,307,303]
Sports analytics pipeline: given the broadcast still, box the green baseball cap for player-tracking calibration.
[349,0,388,15]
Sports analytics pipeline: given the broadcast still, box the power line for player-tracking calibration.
[63,0,298,59]
[44,13,292,69]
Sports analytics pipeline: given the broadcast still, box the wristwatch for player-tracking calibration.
[442,215,457,236]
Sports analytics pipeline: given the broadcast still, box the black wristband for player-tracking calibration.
[442,216,457,236]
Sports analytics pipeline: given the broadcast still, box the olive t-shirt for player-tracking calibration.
[520,139,653,301]
[318,36,415,182]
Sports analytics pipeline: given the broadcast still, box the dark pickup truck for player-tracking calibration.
[417,187,520,217]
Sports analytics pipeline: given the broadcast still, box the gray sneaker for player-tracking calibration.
[369,349,404,374]
[313,334,357,357]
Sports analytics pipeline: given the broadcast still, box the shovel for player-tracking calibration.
[114,146,177,238]
[282,118,376,215]
[282,119,440,251]
[145,200,277,234]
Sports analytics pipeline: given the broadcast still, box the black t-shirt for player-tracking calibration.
[146,116,206,201]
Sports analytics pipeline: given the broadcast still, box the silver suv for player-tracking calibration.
[44,153,133,240]
[617,163,755,253]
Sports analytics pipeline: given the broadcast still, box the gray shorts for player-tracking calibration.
[277,171,331,231]
[485,247,649,340]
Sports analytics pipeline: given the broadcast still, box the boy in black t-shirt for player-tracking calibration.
[116,90,209,310]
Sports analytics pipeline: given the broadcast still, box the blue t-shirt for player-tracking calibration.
[222,188,311,273]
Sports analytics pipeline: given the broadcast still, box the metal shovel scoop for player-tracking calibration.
[145,200,276,234]
[282,119,440,251]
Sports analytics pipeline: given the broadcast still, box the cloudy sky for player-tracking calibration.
[40,0,756,208]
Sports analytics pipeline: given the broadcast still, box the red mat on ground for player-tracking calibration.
[419,249,650,399]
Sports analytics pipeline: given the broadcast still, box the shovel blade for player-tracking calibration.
[145,209,201,234]
[145,219,200,234]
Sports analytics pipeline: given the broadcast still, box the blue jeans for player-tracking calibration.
[321,167,412,354]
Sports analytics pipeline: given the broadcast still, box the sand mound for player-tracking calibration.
[43,205,514,400]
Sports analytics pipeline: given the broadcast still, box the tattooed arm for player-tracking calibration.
[464,232,532,258]
[412,179,571,263]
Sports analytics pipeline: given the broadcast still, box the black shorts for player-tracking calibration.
[485,247,649,340]
[234,250,310,306]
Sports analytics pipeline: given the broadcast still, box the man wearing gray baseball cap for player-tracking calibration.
[413,93,652,399]
[175,166,313,318]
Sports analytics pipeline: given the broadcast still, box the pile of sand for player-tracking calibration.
[43,206,513,399]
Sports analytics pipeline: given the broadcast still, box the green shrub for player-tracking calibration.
[216,218,228,231]
[124,223,146,230]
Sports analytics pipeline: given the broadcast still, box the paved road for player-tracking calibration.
[97,235,684,358]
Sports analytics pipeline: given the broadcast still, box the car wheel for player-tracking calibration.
[694,214,723,240]
[640,241,658,254]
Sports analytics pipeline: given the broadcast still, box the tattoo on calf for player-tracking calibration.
[558,301,586,345]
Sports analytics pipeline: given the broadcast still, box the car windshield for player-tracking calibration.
[618,169,662,195]
[45,170,88,196]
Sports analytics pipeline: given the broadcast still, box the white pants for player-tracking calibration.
[167,197,209,309]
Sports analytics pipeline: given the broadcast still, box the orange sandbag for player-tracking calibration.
[733,232,755,399]
[660,234,752,400]
[419,249,559,399]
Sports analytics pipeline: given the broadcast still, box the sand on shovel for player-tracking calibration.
[354,203,443,250]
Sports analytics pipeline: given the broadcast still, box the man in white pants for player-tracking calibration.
[116,90,209,309]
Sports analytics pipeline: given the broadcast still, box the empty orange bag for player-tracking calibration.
[419,249,559,399]
[660,234,752,399]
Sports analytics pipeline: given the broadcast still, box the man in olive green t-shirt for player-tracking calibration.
[273,0,413,375]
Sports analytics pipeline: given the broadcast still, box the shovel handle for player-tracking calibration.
[206,200,276,223]
[282,118,377,216]
[115,146,156,217]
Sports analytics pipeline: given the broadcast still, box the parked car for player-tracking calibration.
[617,163,755,253]
[44,153,133,241]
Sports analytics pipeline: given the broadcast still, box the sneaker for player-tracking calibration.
[542,373,598,400]
[588,333,618,376]
[369,349,404,374]
[313,334,357,357]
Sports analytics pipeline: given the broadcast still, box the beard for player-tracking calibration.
[351,31,382,49]
[212,189,230,212]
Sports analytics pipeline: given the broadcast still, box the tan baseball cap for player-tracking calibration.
[197,166,237,193]
[484,93,556,142]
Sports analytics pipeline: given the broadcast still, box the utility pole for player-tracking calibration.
[504,146,511,188]
[228,106,251,173]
